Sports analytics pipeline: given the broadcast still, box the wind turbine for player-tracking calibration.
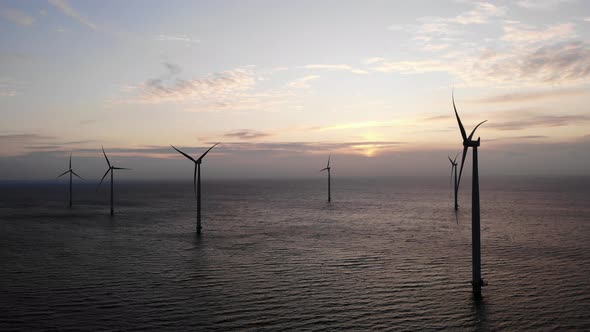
[98,146,131,216]
[56,153,84,208]
[171,143,220,234]
[453,92,488,299]
[320,154,331,202]
[448,152,460,210]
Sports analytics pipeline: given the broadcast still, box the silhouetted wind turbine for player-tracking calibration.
[98,147,131,216]
[57,153,84,208]
[171,143,219,234]
[320,154,331,202]
[453,92,488,299]
[448,152,460,210]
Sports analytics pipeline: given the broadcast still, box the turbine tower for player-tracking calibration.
[320,154,331,202]
[171,143,219,234]
[453,92,487,299]
[98,147,131,216]
[448,152,460,210]
[56,153,84,208]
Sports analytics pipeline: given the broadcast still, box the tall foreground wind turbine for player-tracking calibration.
[320,154,331,202]
[57,153,83,208]
[453,92,487,299]
[171,143,219,234]
[448,152,460,210]
[98,147,131,216]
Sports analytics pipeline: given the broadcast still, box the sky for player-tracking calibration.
[1,0,590,180]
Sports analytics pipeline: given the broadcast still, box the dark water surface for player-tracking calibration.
[1,177,589,331]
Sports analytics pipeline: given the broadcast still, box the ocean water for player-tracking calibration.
[1,177,589,331]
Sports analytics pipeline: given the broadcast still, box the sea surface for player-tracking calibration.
[1,177,589,331]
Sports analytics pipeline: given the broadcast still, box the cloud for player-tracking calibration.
[302,64,368,75]
[368,58,449,74]
[370,40,590,86]
[309,120,396,132]
[0,134,55,142]
[487,114,590,130]
[486,135,548,143]
[516,0,575,10]
[155,34,199,44]
[48,0,98,30]
[0,133,56,157]
[133,66,257,104]
[423,115,451,122]
[0,91,16,97]
[286,75,319,89]
[446,2,506,25]
[473,88,586,103]
[0,8,34,26]
[118,64,317,112]
[22,140,405,160]
[223,130,272,140]
[501,22,576,44]
[0,77,19,97]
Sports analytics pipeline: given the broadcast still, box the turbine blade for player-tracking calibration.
[448,155,453,164]
[320,167,328,172]
[56,170,70,179]
[112,167,131,170]
[69,152,72,169]
[97,168,111,189]
[197,142,220,162]
[102,146,111,167]
[171,145,195,162]
[71,170,84,180]
[467,120,488,141]
[450,164,454,186]
[457,146,468,191]
[454,152,460,163]
[452,91,467,141]
[327,153,331,168]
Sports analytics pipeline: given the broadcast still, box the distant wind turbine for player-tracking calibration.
[453,91,488,299]
[98,147,131,216]
[320,154,331,202]
[448,152,460,210]
[57,153,84,208]
[171,143,220,234]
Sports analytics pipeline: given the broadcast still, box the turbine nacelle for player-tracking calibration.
[453,91,486,190]
[463,137,481,148]
[98,147,130,189]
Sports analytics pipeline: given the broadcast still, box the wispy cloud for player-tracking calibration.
[368,58,448,74]
[118,64,318,112]
[0,8,34,26]
[516,0,575,10]
[74,141,406,158]
[48,0,98,30]
[487,113,590,130]
[286,75,319,89]
[501,22,576,44]
[310,120,396,132]
[369,39,590,87]
[0,133,56,157]
[128,66,257,104]
[486,135,548,143]
[444,2,506,25]
[473,88,586,103]
[155,34,199,44]
[302,64,368,75]
[224,130,272,140]
[0,78,19,97]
